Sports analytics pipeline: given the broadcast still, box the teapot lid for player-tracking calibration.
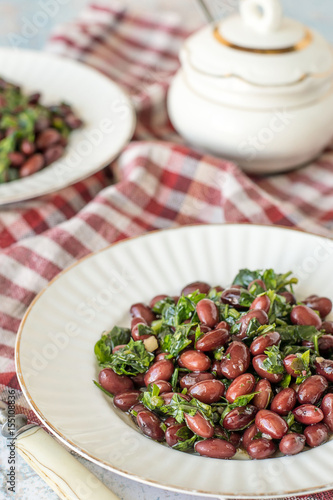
[182,0,333,86]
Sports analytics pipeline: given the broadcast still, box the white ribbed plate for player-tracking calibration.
[0,48,135,205]
[16,224,333,498]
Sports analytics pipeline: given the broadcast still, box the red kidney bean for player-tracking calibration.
[211,360,223,377]
[226,373,256,403]
[185,412,215,438]
[129,403,146,421]
[220,341,251,380]
[155,352,171,362]
[144,359,174,386]
[112,344,127,353]
[20,153,44,177]
[149,294,168,309]
[114,391,140,411]
[223,405,258,431]
[162,392,191,405]
[151,380,172,394]
[248,279,266,291]
[216,320,230,332]
[196,299,219,327]
[302,340,315,350]
[181,281,210,296]
[137,410,165,441]
[278,291,296,305]
[297,375,328,405]
[290,305,322,328]
[283,354,299,377]
[180,372,214,390]
[179,350,211,372]
[293,404,324,425]
[221,287,245,310]
[303,295,332,319]
[242,424,259,449]
[318,335,333,357]
[44,145,65,166]
[165,424,190,447]
[9,151,25,167]
[250,331,281,356]
[189,379,225,404]
[229,432,242,448]
[131,373,145,388]
[196,328,229,352]
[65,113,83,129]
[20,139,36,156]
[270,388,297,416]
[235,309,269,340]
[279,433,306,455]
[195,438,236,459]
[255,410,288,439]
[213,286,224,292]
[304,423,329,447]
[130,303,155,325]
[250,295,271,314]
[164,416,178,427]
[321,393,333,431]
[36,128,61,150]
[28,92,41,105]
[321,321,333,334]
[253,379,272,409]
[252,355,284,383]
[315,358,333,382]
[247,438,276,459]
[98,368,134,395]
[131,316,150,341]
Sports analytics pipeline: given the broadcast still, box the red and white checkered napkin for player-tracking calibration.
[1,2,333,498]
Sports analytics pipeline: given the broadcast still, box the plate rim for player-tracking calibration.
[15,223,333,498]
[0,47,136,205]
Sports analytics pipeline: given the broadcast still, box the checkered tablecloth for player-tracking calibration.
[1,1,333,499]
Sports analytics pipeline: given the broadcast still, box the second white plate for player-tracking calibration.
[0,48,136,204]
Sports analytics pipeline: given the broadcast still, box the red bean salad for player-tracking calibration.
[0,76,82,182]
[94,269,333,460]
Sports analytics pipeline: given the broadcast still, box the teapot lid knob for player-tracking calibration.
[240,0,283,33]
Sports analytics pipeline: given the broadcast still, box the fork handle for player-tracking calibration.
[16,426,119,500]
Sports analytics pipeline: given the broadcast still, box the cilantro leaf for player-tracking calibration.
[262,345,285,374]
[141,384,164,411]
[152,296,175,315]
[162,292,205,327]
[172,433,198,451]
[232,269,297,292]
[277,325,321,344]
[162,324,193,358]
[94,326,131,365]
[160,395,213,425]
[291,350,312,384]
[171,367,179,392]
[280,373,291,388]
[137,323,155,337]
[100,338,154,376]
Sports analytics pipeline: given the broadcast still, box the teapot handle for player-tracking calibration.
[240,0,283,33]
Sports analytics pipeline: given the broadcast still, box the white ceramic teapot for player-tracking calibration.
[167,0,333,174]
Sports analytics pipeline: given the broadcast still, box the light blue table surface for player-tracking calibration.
[0,0,332,48]
[0,1,333,500]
